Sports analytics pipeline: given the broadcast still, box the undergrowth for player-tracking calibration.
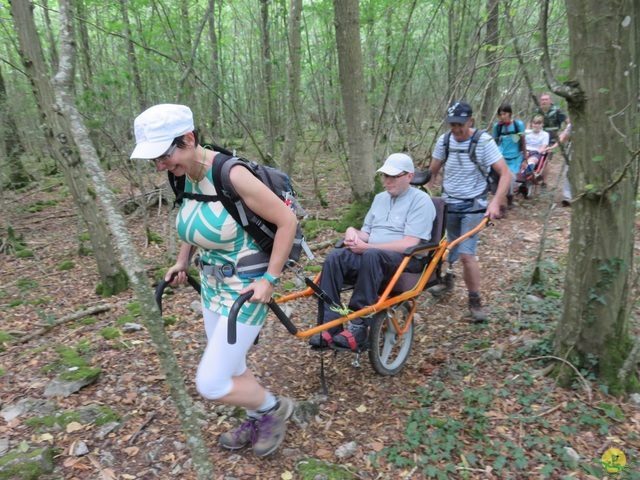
[374,261,640,479]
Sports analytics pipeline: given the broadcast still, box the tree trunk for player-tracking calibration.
[9,0,128,297]
[281,0,302,176]
[332,0,375,200]
[119,0,145,111]
[479,0,500,125]
[260,0,277,162]
[53,1,215,477]
[71,0,93,91]
[0,66,30,189]
[208,0,221,128]
[553,0,639,395]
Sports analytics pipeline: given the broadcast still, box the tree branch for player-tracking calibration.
[539,0,581,101]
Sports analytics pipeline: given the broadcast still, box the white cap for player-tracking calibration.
[130,104,194,159]
[377,153,414,175]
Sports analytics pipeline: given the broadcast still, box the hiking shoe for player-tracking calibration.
[332,321,368,351]
[309,330,333,348]
[252,397,295,457]
[506,194,514,208]
[467,296,488,323]
[428,272,455,298]
[219,419,258,450]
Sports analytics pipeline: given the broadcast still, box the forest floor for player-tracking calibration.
[1,153,640,480]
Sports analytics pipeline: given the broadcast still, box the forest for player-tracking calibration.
[1,0,639,478]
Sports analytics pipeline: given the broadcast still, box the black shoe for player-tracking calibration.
[561,199,571,207]
[332,322,368,351]
[309,331,333,348]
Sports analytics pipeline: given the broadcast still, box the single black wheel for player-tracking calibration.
[525,181,536,198]
[368,302,414,376]
[520,180,535,199]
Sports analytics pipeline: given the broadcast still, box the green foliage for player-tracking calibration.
[25,411,81,430]
[0,331,13,343]
[17,279,39,290]
[146,229,163,245]
[116,314,136,326]
[95,268,129,297]
[0,447,56,479]
[295,458,356,479]
[376,374,634,479]
[56,260,75,271]
[125,302,143,316]
[27,199,58,213]
[99,327,121,340]
[15,249,35,258]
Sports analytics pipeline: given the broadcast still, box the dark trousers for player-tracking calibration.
[317,248,422,333]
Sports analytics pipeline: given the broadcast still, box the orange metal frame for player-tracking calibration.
[275,217,489,340]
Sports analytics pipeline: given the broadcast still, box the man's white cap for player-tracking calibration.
[130,104,194,159]
[377,153,415,175]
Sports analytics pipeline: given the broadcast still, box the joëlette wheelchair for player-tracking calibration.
[516,148,552,199]
[155,170,488,380]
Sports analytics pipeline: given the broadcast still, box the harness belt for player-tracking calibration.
[200,262,236,282]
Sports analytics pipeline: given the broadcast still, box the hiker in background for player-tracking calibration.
[309,153,436,351]
[130,104,297,457]
[531,92,567,188]
[523,114,550,173]
[492,103,526,215]
[549,119,573,206]
[426,101,511,322]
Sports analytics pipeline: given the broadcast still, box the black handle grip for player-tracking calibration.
[155,272,201,315]
[227,293,298,344]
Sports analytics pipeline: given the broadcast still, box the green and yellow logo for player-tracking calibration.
[598,448,636,477]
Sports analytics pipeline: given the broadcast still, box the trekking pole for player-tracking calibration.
[227,292,298,344]
[154,272,201,316]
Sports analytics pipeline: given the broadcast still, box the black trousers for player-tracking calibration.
[317,248,422,333]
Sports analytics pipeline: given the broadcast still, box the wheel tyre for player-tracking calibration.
[526,181,535,198]
[368,305,414,376]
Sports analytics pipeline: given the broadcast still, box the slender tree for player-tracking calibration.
[9,0,128,296]
[53,1,215,476]
[332,0,375,199]
[0,65,30,189]
[260,0,277,162]
[551,0,639,394]
[479,0,500,125]
[281,0,302,176]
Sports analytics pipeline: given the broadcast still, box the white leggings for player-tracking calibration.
[195,307,263,400]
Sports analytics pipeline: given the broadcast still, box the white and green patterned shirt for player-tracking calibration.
[176,166,268,325]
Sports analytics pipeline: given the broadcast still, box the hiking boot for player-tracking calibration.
[332,321,369,351]
[219,419,258,450]
[252,396,295,457]
[467,296,488,323]
[428,272,455,298]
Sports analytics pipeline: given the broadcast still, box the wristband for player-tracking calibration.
[263,272,281,287]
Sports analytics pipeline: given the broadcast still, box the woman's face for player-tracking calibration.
[152,133,195,175]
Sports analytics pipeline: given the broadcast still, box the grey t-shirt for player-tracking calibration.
[362,186,435,244]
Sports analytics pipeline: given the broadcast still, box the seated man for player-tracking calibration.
[310,153,436,351]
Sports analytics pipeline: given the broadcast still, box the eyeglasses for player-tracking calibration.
[381,172,408,180]
[152,144,177,163]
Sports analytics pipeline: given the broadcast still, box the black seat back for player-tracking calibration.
[429,197,446,245]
